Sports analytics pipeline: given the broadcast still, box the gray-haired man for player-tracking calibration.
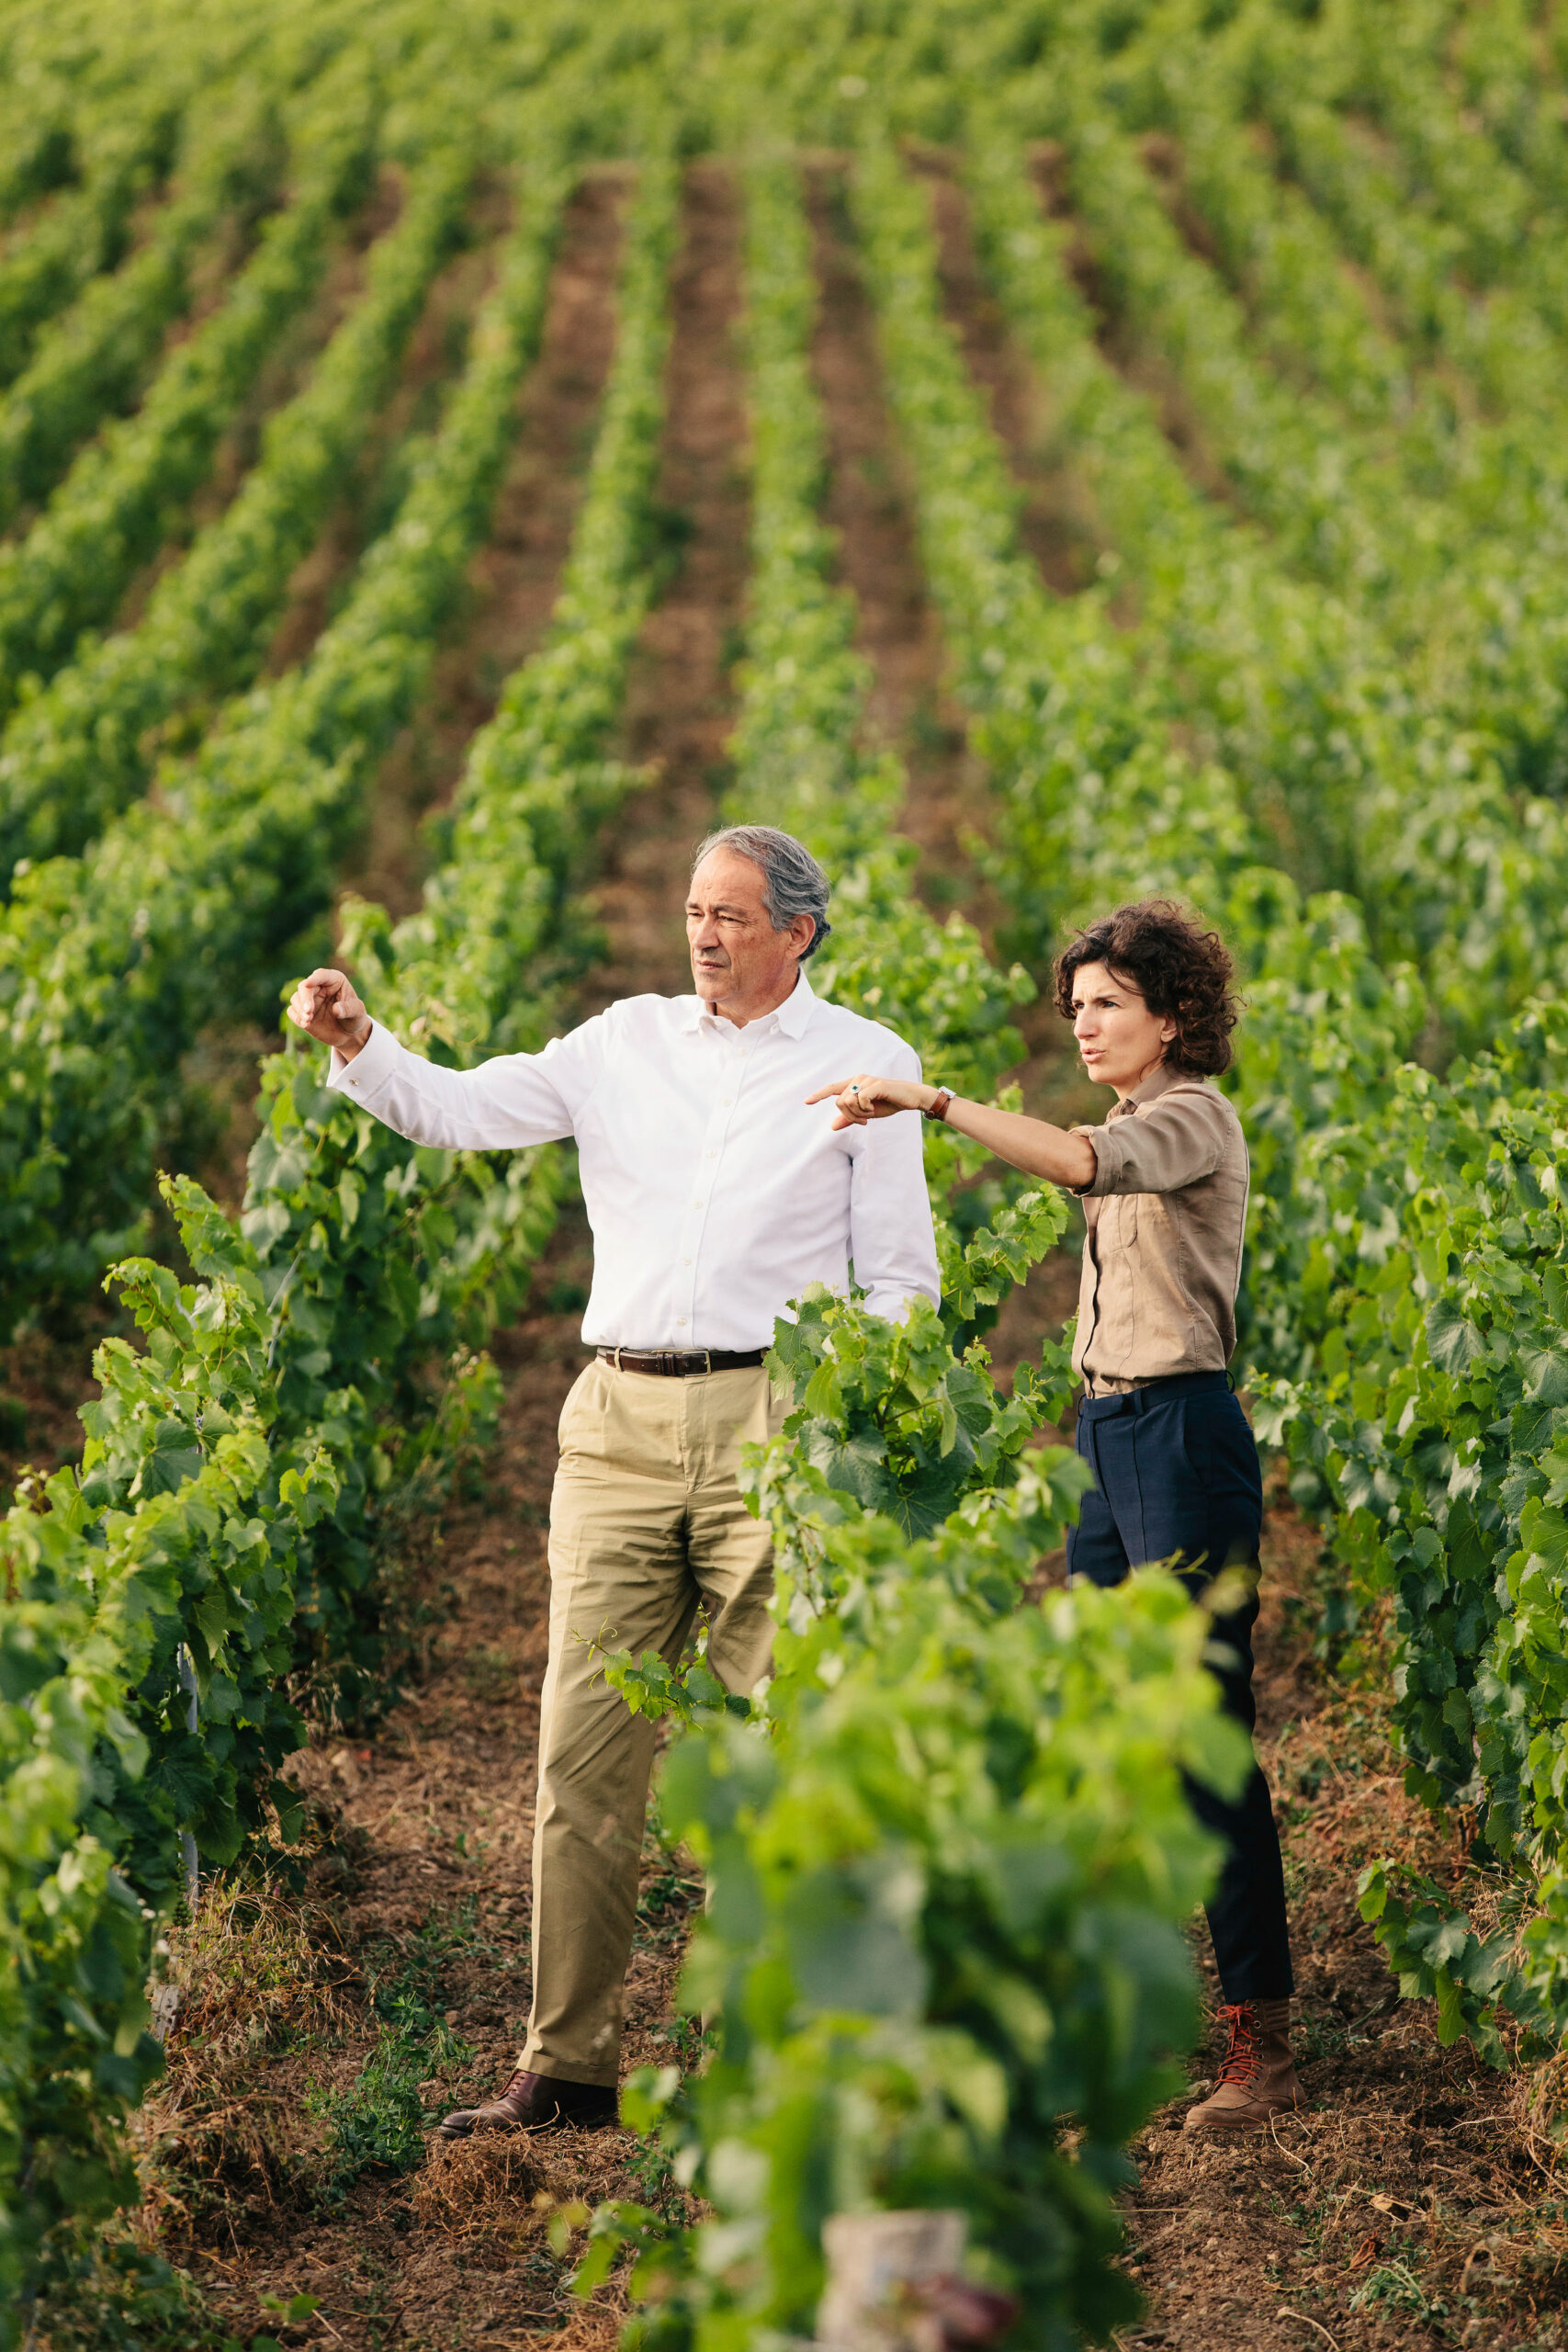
[288,826,940,2131]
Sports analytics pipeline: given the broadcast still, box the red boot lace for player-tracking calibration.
[1214,2003,1263,2090]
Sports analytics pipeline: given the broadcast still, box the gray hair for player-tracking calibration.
[692,824,832,959]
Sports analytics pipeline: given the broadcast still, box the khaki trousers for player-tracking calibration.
[517,1359,785,2086]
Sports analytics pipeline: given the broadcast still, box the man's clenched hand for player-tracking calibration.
[288,967,372,1060]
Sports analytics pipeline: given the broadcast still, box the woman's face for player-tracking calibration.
[1070,960,1178,1097]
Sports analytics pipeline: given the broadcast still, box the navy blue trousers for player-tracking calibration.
[1068,1371,1293,2003]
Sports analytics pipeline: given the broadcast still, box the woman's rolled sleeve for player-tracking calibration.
[1079,1087,1234,1197]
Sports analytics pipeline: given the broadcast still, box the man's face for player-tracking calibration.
[686,850,807,1022]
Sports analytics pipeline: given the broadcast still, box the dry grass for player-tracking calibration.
[134,1879,363,2250]
[165,1880,361,2050]
[410,2134,565,2245]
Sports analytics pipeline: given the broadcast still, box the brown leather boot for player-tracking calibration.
[1183,1999,1303,2134]
[437,2068,618,2138]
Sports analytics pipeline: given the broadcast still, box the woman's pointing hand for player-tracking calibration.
[805,1073,934,1129]
[808,1072,1100,1187]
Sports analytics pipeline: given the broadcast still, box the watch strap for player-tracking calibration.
[923,1087,954,1123]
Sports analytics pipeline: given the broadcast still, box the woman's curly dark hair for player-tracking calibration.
[1054,899,1240,1077]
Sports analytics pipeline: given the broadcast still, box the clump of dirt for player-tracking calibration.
[136,1883,360,2252]
[161,1882,361,2059]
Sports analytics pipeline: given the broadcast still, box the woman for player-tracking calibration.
[807,898,1299,2136]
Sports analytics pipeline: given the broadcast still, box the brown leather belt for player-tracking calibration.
[597,1346,766,1377]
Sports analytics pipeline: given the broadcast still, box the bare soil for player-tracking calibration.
[1,143,266,545]
[143,1226,660,2348]
[801,157,968,888]
[257,169,516,687]
[0,1309,111,1497]
[1120,1515,1556,2352]
[1019,141,1247,530]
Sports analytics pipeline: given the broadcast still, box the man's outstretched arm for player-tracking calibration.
[288,967,583,1152]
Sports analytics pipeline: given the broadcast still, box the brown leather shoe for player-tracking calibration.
[1183,1999,1304,2134]
[437,2067,618,2138]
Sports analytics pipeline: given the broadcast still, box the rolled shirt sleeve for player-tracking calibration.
[1080,1085,1235,1197]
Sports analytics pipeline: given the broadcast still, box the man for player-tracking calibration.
[287,824,940,2133]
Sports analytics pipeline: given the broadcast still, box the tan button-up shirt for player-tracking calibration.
[1070,1065,1249,1392]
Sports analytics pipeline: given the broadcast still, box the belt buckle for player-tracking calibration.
[700,1349,712,1374]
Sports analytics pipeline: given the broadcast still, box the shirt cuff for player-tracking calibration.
[327,1018,402,1098]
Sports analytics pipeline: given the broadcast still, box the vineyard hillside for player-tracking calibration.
[5,3,1568,2349]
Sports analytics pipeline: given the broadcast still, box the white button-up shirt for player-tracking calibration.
[327,970,940,1350]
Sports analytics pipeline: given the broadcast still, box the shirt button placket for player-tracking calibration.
[694,1033,746,1342]
[675,1027,713,1339]
[684,1038,731,1341]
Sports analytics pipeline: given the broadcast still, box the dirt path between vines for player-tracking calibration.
[140,159,750,2352]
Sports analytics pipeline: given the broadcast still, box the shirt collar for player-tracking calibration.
[775,967,817,1037]
[1109,1060,1185,1117]
[678,968,818,1039]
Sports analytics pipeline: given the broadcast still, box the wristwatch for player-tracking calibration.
[923,1086,954,1123]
